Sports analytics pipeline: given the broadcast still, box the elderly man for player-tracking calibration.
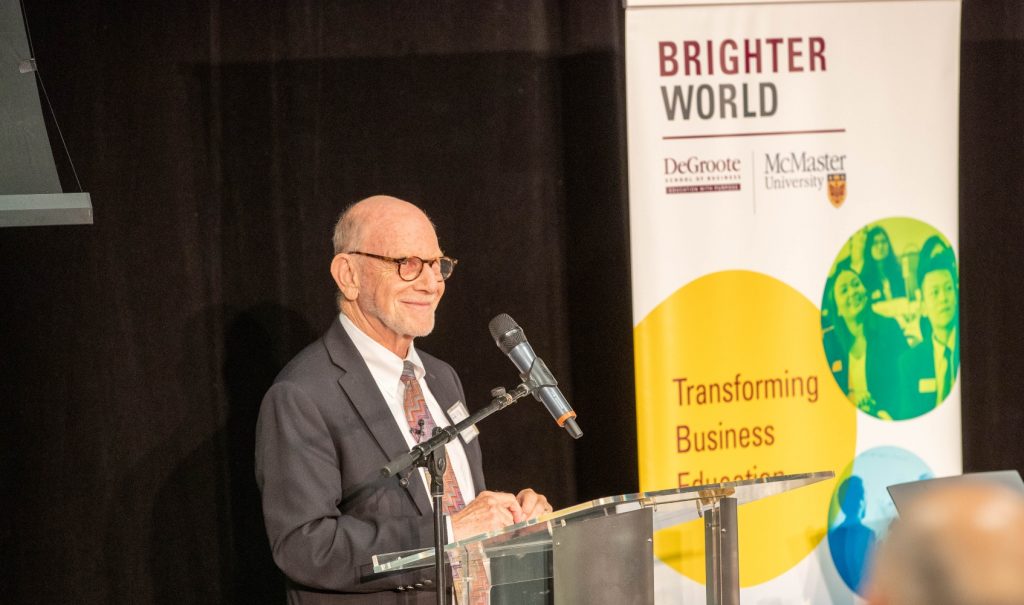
[256,195,550,604]
[865,481,1024,605]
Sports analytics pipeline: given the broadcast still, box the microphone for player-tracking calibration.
[488,314,582,439]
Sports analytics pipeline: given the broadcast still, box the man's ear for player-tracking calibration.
[331,254,359,301]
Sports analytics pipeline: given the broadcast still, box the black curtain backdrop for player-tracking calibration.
[0,1,1019,603]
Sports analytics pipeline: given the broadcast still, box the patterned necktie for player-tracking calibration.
[401,361,466,513]
[400,361,488,604]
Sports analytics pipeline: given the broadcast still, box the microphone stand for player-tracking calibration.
[426,443,447,605]
[380,382,534,605]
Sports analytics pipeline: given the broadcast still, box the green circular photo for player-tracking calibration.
[821,218,959,421]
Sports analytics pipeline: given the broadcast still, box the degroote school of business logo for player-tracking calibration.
[663,155,743,194]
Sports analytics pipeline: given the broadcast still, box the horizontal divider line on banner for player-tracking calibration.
[662,128,846,140]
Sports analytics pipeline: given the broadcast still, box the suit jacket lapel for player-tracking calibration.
[323,320,432,516]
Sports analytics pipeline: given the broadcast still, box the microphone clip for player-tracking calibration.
[522,357,559,391]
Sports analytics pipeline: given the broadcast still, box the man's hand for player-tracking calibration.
[515,488,552,520]
[451,491,524,541]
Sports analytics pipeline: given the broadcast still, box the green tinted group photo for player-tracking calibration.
[821,217,959,421]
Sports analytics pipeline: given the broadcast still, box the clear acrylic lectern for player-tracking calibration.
[372,471,834,605]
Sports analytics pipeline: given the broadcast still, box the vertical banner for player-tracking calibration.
[625,0,962,602]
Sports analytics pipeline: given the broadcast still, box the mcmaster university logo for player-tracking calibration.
[828,173,847,208]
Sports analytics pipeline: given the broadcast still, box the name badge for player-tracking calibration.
[447,400,479,443]
[918,378,937,394]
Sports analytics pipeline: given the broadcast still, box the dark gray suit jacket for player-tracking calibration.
[255,318,485,604]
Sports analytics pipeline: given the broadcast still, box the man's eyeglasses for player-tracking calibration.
[346,251,458,282]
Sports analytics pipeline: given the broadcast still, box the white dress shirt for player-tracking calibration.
[339,314,478,511]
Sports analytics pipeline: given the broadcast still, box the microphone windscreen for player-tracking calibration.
[488,313,527,354]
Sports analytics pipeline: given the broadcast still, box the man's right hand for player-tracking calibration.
[450,491,525,541]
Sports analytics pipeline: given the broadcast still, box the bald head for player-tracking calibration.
[333,195,436,255]
[866,481,1024,605]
